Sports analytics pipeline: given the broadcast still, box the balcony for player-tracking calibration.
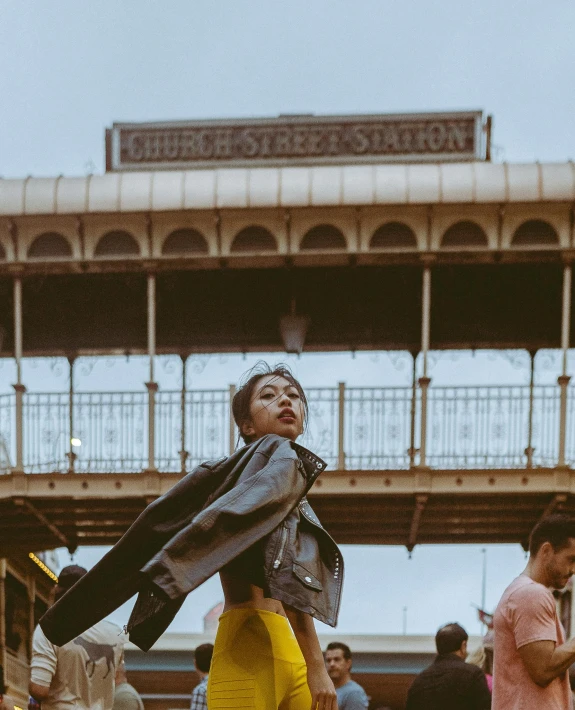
[0,383,573,474]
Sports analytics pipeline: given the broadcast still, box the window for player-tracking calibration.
[370,222,417,249]
[300,224,346,250]
[28,232,72,258]
[95,230,140,256]
[231,226,276,252]
[162,228,208,255]
[441,221,487,248]
[512,220,558,246]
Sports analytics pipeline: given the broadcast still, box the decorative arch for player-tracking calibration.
[230,226,276,253]
[441,221,488,248]
[512,220,559,247]
[370,222,417,249]
[162,228,208,255]
[95,230,140,257]
[300,224,346,250]
[27,232,72,258]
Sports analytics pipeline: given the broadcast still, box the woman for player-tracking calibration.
[39,363,342,710]
[209,363,339,710]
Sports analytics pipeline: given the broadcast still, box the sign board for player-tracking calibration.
[106,111,487,171]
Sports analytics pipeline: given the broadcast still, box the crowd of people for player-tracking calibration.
[13,365,575,709]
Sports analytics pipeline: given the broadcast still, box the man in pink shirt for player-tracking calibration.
[493,514,575,709]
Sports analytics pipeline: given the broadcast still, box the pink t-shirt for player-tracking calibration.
[493,575,572,710]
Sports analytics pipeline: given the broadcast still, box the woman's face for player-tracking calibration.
[242,374,305,443]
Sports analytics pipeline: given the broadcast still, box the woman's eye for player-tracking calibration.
[261,392,274,399]
[289,392,300,399]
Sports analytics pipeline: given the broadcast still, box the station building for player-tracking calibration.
[1,110,574,709]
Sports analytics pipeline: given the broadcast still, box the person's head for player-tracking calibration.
[232,362,308,445]
[325,642,352,685]
[194,643,214,676]
[528,515,575,589]
[53,565,87,603]
[435,623,468,658]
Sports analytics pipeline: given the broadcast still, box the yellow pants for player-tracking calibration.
[207,608,312,709]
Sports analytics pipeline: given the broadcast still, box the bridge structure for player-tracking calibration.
[0,154,574,555]
[0,112,575,706]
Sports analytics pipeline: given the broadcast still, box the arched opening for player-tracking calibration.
[370,222,417,249]
[231,226,276,253]
[512,220,559,247]
[162,228,208,255]
[300,224,346,250]
[441,221,488,248]
[95,230,140,257]
[27,232,72,258]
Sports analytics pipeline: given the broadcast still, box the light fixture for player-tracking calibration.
[279,298,310,355]
[29,552,58,582]
[70,437,82,447]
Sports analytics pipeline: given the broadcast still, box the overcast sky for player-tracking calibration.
[1,0,574,639]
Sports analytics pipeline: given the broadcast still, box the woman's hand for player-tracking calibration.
[307,663,338,710]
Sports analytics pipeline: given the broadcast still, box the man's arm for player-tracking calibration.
[29,626,57,701]
[284,607,337,710]
[518,638,575,688]
[29,682,51,701]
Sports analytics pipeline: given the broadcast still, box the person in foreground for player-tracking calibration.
[30,565,124,710]
[405,623,491,710]
[324,642,369,709]
[493,514,575,709]
[39,363,343,710]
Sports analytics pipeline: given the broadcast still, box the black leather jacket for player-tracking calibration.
[40,434,343,651]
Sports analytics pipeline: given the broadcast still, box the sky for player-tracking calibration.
[1,0,575,639]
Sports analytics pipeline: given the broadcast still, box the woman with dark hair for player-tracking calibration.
[207,362,337,709]
[40,362,342,710]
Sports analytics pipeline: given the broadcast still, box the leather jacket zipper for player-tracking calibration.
[273,525,289,569]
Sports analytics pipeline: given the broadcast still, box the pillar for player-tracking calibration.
[419,267,432,468]
[145,273,158,472]
[558,265,572,468]
[12,277,25,473]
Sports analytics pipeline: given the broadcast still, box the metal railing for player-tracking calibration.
[0,384,573,473]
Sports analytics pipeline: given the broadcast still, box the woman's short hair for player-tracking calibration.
[232,361,308,445]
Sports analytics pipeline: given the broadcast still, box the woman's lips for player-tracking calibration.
[279,416,296,423]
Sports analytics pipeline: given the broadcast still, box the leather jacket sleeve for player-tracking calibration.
[141,442,309,600]
[39,458,227,647]
[39,435,312,650]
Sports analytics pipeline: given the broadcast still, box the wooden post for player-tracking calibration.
[229,385,237,454]
[0,560,6,675]
[179,355,189,474]
[419,267,432,468]
[558,265,572,468]
[12,278,26,473]
[338,382,345,470]
[67,356,76,473]
[525,351,536,468]
[408,352,418,468]
[145,274,158,472]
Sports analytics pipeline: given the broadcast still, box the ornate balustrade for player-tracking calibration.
[0,384,572,473]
